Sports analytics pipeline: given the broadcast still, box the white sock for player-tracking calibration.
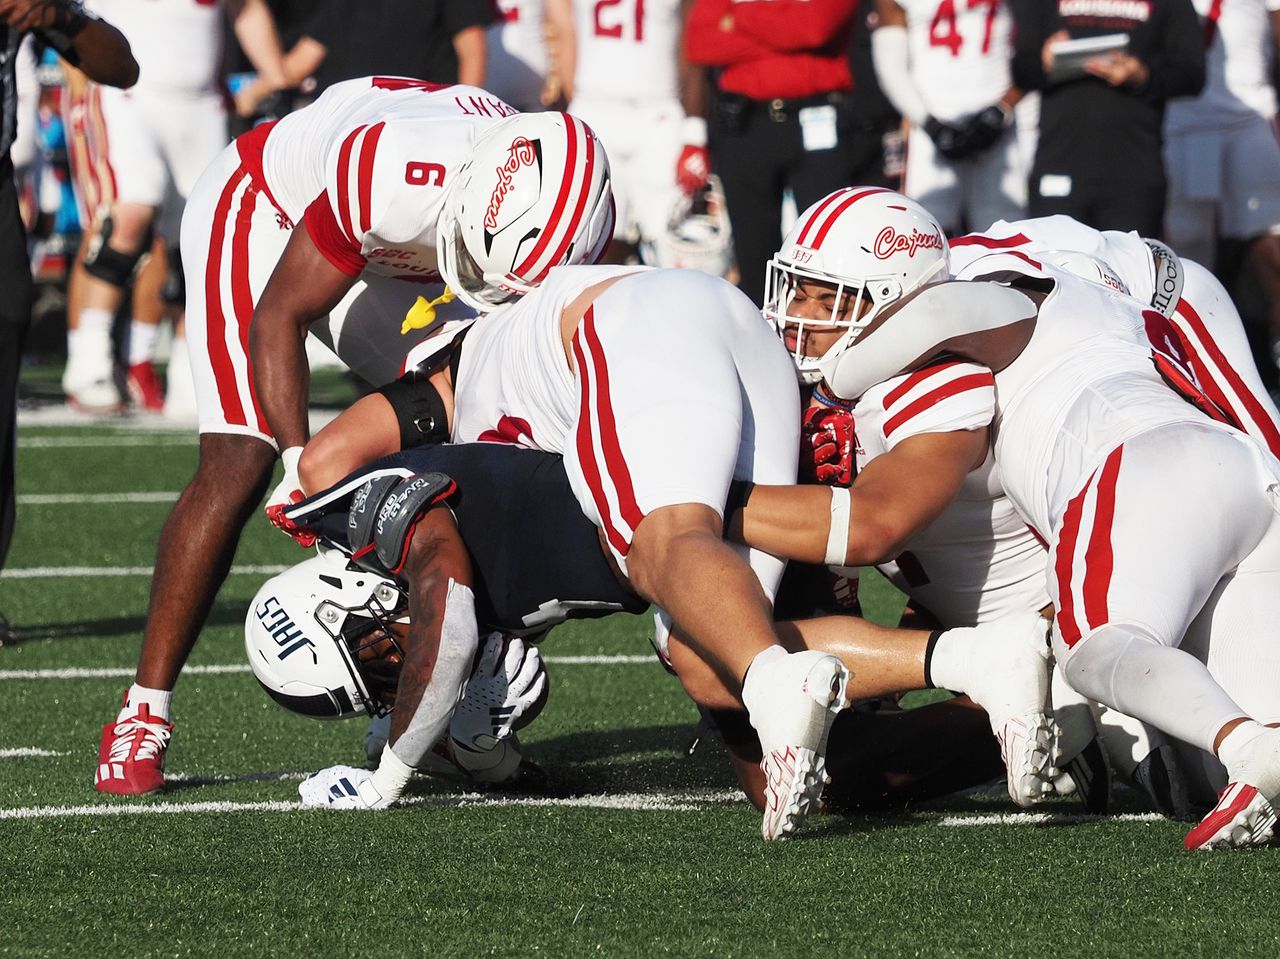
[77,307,113,337]
[926,627,972,694]
[740,645,788,726]
[128,320,161,366]
[120,683,172,722]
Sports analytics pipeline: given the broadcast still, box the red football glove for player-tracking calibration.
[264,446,317,548]
[675,144,710,195]
[800,405,856,486]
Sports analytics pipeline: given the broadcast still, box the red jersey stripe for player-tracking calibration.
[883,372,995,438]
[1082,445,1123,632]
[950,232,1032,249]
[1175,299,1280,457]
[883,359,968,409]
[203,169,249,427]
[334,125,365,245]
[356,121,385,236]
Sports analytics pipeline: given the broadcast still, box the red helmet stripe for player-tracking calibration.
[795,188,857,248]
[514,114,585,280]
[810,187,893,250]
[534,120,597,283]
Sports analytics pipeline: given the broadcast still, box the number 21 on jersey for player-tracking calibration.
[594,0,645,40]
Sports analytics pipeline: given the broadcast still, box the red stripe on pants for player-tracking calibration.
[1082,445,1123,632]
[572,326,630,557]
[1054,467,1094,648]
[229,180,271,436]
[579,310,645,537]
[203,169,250,427]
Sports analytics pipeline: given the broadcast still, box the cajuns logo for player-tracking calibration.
[485,136,539,231]
[872,226,945,260]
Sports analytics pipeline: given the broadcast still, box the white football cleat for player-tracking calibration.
[1185,783,1277,850]
[960,611,1058,807]
[743,648,849,841]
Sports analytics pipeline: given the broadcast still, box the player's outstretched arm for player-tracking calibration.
[1,0,139,88]
[729,427,989,567]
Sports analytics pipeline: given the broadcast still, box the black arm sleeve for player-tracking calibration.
[374,370,451,450]
[1141,0,1206,103]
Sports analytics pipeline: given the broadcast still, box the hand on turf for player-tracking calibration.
[298,765,392,809]
[800,405,856,486]
[264,446,315,548]
[450,634,548,752]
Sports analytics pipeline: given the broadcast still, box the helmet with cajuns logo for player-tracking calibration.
[245,552,408,720]
[436,112,615,312]
[764,187,950,382]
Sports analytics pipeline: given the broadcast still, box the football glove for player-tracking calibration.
[264,446,316,548]
[298,764,393,809]
[800,405,856,487]
[956,103,1010,156]
[676,144,710,195]
[450,634,548,753]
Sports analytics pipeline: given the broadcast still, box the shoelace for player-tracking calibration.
[107,715,172,763]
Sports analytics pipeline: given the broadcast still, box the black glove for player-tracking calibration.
[923,116,970,161]
[957,104,1010,156]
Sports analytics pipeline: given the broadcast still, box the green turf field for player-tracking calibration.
[2,415,1278,958]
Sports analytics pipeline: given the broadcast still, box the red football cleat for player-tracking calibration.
[1184,781,1277,850]
[95,703,173,795]
[126,361,166,413]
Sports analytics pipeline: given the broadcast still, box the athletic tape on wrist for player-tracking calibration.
[825,486,851,566]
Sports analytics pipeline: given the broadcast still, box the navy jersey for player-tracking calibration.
[294,443,647,634]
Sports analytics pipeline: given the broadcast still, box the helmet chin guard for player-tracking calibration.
[763,187,950,382]
[436,112,615,312]
[245,552,408,720]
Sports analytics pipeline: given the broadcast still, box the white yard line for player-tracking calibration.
[17,435,198,449]
[0,656,654,681]
[1,563,289,580]
[17,492,180,505]
[0,747,67,758]
[931,811,1166,827]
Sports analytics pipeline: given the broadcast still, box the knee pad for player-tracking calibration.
[83,215,148,288]
[160,243,186,306]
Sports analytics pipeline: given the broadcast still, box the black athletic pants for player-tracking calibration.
[0,155,33,570]
[710,92,858,307]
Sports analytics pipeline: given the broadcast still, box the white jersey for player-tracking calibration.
[572,0,682,102]
[899,0,1014,121]
[487,0,550,110]
[851,361,1050,625]
[954,254,1208,538]
[1166,0,1280,134]
[254,78,516,283]
[452,265,645,451]
[90,0,224,95]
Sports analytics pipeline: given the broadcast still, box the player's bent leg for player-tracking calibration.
[95,433,276,795]
[628,504,849,840]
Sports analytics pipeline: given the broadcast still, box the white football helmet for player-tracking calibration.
[245,552,408,720]
[764,187,950,382]
[640,175,733,277]
[437,112,615,312]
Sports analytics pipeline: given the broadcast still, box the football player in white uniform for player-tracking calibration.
[64,0,288,412]
[870,0,1025,234]
[94,80,612,799]
[1163,0,1280,373]
[487,0,552,112]
[548,0,707,261]
[792,188,1280,850]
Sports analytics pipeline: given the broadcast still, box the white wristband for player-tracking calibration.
[280,445,304,475]
[364,743,415,804]
[825,486,851,566]
[680,115,708,147]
